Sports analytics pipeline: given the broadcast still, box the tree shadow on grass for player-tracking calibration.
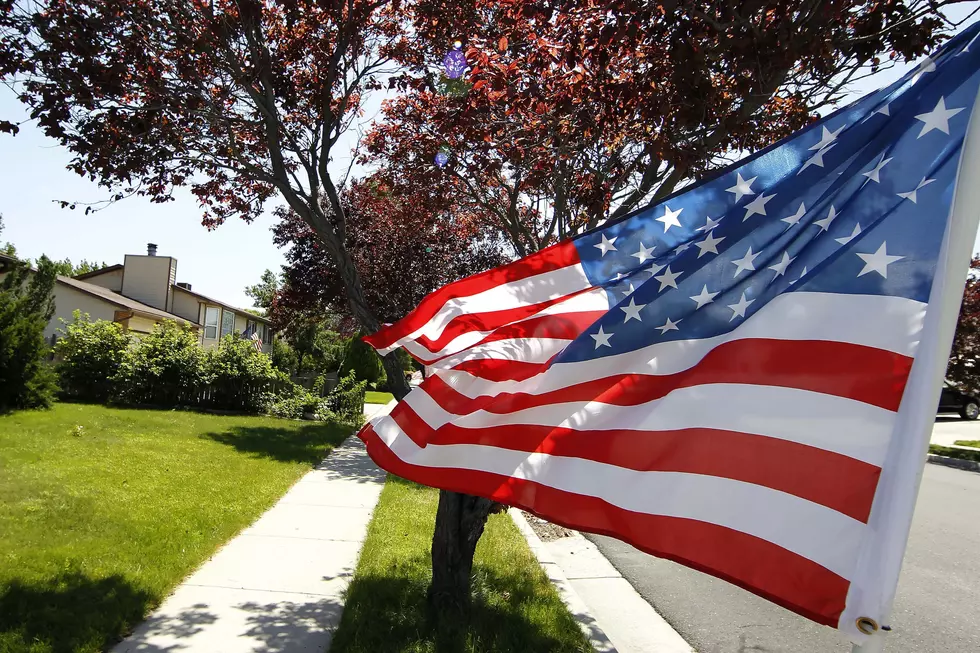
[330,554,590,653]
[201,421,354,466]
[0,570,154,653]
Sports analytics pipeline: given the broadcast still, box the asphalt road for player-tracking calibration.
[587,463,980,652]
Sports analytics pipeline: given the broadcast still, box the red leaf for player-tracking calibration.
[498,36,508,52]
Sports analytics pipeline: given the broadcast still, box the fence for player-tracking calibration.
[114,377,296,413]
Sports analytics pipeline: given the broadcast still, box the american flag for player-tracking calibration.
[360,24,980,641]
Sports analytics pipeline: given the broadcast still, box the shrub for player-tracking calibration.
[206,334,283,411]
[0,255,58,410]
[271,337,298,375]
[340,336,385,387]
[55,312,131,401]
[114,320,209,405]
[323,370,367,424]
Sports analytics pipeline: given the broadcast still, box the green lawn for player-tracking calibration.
[953,440,980,448]
[0,403,354,653]
[331,476,591,653]
[365,391,395,405]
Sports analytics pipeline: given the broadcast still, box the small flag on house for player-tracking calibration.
[360,24,980,644]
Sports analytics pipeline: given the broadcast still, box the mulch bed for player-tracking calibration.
[522,511,576,541]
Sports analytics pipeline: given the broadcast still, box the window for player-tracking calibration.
[263,324,273,345]
[220,309,235,339]
[204,306,219,340]
[245,319,257,337]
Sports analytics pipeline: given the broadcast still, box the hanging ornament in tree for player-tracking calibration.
[434,150,450,168]
[443,41,467,80]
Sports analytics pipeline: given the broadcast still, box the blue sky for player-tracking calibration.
[1,8,977,309]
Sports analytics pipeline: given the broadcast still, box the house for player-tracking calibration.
[0,244,275,353]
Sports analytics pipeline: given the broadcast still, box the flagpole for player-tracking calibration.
[851,83,980,653]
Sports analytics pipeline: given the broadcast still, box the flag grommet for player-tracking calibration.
[856,617,879,635]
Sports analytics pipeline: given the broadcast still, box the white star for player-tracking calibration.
[653,265,681,291]
[620,281,635,297]
[656,316,681,335]
[676,241,693,254]
[643,262,665,278]
[861,154,893,184]
[897,176,936,203]
[726,173,757,202]
[814,205,839,231]
[875,103,890,116]
[656,205,683,232]
[911,56,936,84]
[809,125,844,151]
[768,251,795,277]
[743,192,776,221]
[959,33,979,56]
[613,272,625,281]
[915,97,965,138]
[782,202,806,228]
[590,326,613,348]
[595,234,617,256]
[731,247,760,278]
[790,266,808,285]
[620,297,646,323]
[727,292,755,321]
[835,223,862,245]
[799,144,836,174]
[857,242,904,279]
[695,232,725,258]
[632,242,655,264]
[689,285,719,310]
[696,215,721,232]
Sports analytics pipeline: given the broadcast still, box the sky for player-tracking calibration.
[0,6,977,310]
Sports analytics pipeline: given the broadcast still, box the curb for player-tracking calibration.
[928,454,980,472]
[509,509,618,652]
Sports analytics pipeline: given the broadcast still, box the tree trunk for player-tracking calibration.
[381,350,411,400]
[428,489,503,616]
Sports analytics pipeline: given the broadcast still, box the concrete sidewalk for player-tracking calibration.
[114,401,394,653]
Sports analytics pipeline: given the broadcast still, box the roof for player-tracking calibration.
[171,284,271,324]
[56,275,201,327]
[72,264,123,280]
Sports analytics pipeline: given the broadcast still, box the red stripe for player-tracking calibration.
[411,311,605,364]
[388,402,880,522]
[410,288,598,356]
[365,241,581,350]
[428,338,913,413]
[359,425,849,627]
[447,358,552,381]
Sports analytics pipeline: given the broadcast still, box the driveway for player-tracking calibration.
[587,431,980,652]
[931,414,980,446]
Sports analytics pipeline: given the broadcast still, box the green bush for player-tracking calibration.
[324,370,367,424]
[0,255,58,411]
[55,312,132,401]
[341,336,386,387]
[114,320,209,405]
[930,444,980,463]
[271,337,298,375]
[206,334,283,411]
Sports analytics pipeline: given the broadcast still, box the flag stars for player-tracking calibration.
[782,202,806,228]
[875,103,890,117]
[656,205,683,232]
[653,265,682,291]
[814,205,839,231]
[689,285,718,310]
[696,215,721,232]
[911,56,936,85]
[768,251,795,277]
[619,281,636,297]
[809,125,844,151]
[861,154,893,184]
[790,266,808,286]
[727,293,755,321]
[857,242,903,279]
[731,246,761,278]
[836,224,862,245]
[726,173,757,202]
[590,326,613,349]
[743,192,776,221]
[915,97,964,138]
[620,297,646,323]
[897,177,935,203]
[632,242,655,264]
[656,316,681,335]
[595,234,617,256]
[799,144,836,174]
[695,232,725,258]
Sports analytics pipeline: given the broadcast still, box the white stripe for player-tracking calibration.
[400,287,609,363]
[404,382,894,466]
[381,263,593,353]
[373,416,865,580]
[437,291,925,397]
[428,337,573,368]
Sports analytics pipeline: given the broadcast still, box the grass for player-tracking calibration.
[0,403,354,653]
[953,440,980,448]
[365,391,395,405]
[331,476,591,653]
[929,444,980,462]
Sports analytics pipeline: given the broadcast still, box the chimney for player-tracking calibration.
[147,243,158,256]
[176,282,192,291]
